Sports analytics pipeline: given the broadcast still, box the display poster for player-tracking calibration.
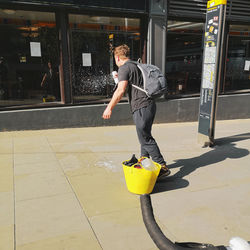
[244,60,250,71]
[30,42,41,57]
[82,53,92,67]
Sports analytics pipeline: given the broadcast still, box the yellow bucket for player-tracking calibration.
[122,160,161,195]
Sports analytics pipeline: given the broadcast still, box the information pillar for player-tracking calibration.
[198,0,227,146]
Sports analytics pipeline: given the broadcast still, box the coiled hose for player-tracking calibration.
[140,194,227,250]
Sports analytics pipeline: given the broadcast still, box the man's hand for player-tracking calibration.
[102,107,112,119]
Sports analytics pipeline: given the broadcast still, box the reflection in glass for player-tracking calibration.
[166,21,204,96]
[69,14,141,103]
[224,24,250,93]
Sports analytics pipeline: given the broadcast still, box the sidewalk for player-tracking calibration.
[0,119,250,250]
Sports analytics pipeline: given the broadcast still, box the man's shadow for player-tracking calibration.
[153,132,250,194]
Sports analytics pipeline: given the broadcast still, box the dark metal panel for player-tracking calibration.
[0,94,249,131]
[0,0,147,13]
[168,0,250,22]
[168,0,207,19]
[229,0,250,22]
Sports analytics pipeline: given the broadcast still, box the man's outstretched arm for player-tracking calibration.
[102,80,128,119]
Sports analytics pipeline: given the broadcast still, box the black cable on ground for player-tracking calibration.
[140,194,227,250]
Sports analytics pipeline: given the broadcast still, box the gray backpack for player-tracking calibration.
[129,61,168,99]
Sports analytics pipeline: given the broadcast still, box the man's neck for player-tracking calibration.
[119,58,130,66]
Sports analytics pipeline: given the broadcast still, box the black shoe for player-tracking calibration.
[123,154,138,166]
[157,165,171,181]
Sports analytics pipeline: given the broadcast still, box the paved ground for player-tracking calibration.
[0,119,250,250]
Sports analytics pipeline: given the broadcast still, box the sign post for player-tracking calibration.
[198,0,227,146]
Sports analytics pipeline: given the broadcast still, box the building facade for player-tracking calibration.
[0,0,250,131]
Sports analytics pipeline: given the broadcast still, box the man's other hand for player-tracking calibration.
[102,107,112,119]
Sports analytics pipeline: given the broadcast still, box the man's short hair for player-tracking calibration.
[114,44,130,59]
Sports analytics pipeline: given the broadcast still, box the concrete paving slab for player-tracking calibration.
[0,154,13,192]
[13,136,52,154]
[0,137,12,154]
[14,131,44,137]
[0,192,14,226]
[49,141,92,153]
[14,152,57,166]
[68,172,139,217]
[152,181,250,246]
[16,231,101,250]
[0,225,14,250]
[0,192,14,250]
[14,171,72,202]
[14,160,61,175]
[90,206,158,250]
[0,131,15,139]
[15,193,100,248]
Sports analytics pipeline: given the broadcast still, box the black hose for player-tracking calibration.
[140,194,180,250]
[140,194,226,250]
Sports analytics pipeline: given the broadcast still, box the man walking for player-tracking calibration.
[102,44,170,180]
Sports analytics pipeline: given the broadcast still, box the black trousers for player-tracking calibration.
[132,102,166,165]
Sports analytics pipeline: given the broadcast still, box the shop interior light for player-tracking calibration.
[2,9,16,15]
[169,23,204,31]
[168,22,192,29]
[18,27,39,31]
[21,32,39,38]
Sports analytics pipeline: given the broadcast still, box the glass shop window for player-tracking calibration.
[223,24,250,93]
[69,14,141,103]
[0,9,60,108]
[166,20,204,97]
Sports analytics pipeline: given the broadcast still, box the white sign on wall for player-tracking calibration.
[244,60,250,71]
[30,42,41,57]
[82,53,92,67]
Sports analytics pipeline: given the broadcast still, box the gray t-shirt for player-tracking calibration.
[118,60,153,113]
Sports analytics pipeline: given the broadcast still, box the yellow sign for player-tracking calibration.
[207,0,227,9]
[209,26,214,33]
[109,34,114,40]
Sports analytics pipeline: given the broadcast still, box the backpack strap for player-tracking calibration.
[131,83,149,96]
[136,64,147,92]
[125,60,149,97]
